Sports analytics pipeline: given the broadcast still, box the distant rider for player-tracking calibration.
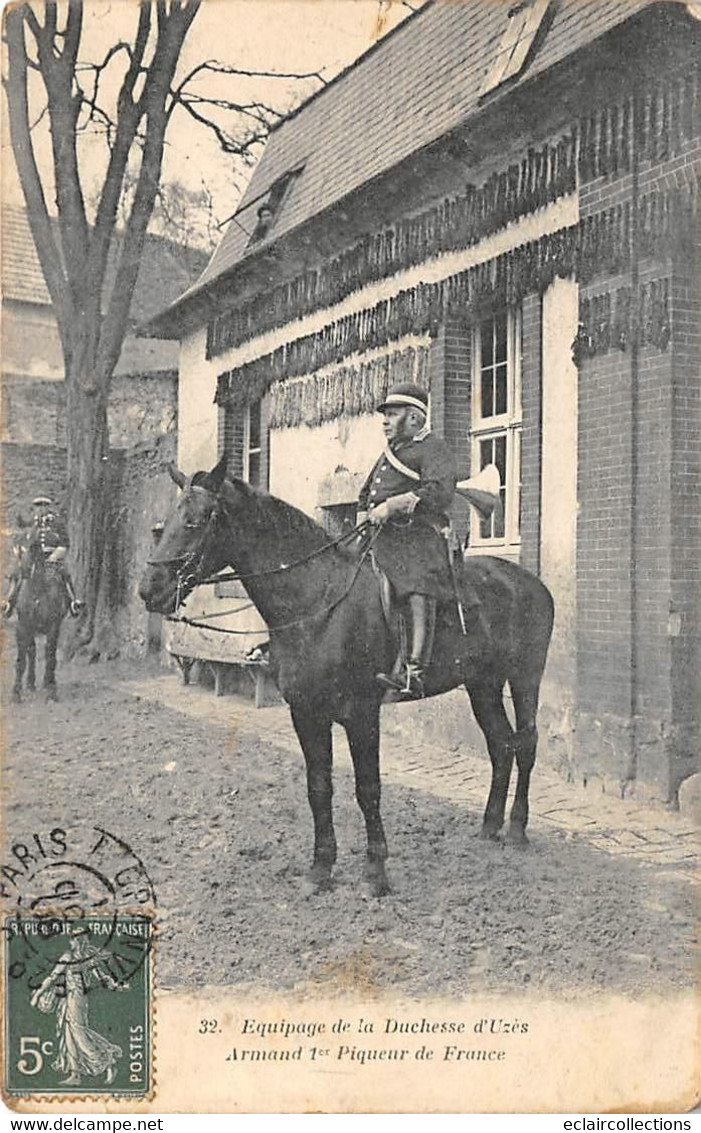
[2,496,83,618]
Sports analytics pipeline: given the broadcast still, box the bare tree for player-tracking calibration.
[3,0,322,642]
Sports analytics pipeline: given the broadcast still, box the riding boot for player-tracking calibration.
[376,594,436,699]
[2,577,21,618]
[63,573,84,618]
[397,594,436,700]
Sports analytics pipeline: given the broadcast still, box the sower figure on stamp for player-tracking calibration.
[358,383,464,701]
[2,496,84,618]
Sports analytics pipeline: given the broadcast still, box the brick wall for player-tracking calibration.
[574,117,701,796]
[429,319,471,477]
[669,242,701,789]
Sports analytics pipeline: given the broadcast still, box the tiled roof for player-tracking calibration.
[190,0,652,299]
[1,204,208,324]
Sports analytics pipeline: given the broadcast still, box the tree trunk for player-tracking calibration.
[65,363,110,645]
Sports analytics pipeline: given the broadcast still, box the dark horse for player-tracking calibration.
[11,535,69,703]
[139,457,554,897]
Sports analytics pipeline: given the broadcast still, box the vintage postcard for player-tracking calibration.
[1,0,699,1115]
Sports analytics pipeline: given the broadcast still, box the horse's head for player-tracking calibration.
[20,530,44,573]
[139,455,229,614]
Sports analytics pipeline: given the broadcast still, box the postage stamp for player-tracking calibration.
[4,913,153,1097]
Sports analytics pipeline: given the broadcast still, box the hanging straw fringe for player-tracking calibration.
[207,131,578,359]
[213,180,697,411]
[207,68,701,361]
[268,346,430,430]
[573,276,671,365]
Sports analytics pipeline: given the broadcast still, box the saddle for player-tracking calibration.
[372,553,482,686]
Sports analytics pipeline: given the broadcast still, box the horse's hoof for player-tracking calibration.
[361,878,392,900]
[301,865,334,897]
[478,824,502,842]
[505,827,529,849]
[12,690,21,704]
[362,863,391,899]
[45,687,58,703]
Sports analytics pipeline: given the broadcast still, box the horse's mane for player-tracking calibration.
[215,476,357,561]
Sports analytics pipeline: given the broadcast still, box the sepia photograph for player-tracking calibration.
[1,0,699,1115]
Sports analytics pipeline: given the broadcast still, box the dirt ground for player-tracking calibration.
[2,651,697,1001]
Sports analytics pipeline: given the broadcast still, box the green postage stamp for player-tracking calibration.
[4,914,153,1097]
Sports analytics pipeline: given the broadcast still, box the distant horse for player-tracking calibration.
[140,457,554,897]
[11,536,69,703]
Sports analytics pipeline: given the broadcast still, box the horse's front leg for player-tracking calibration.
[343,704,390,897]
[43,627,60,701]
[26,638,36,693]
[13,632,27,702]
[290,702,336,893]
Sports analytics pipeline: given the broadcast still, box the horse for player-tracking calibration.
[139,456,554,897]
[10,535,70,703]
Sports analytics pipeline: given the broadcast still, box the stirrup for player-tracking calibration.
[69,599,85,618]
[376,669,405,693]
[396,663,425,701]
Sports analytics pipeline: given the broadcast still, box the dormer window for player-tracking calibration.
[246,164,305,247]
[480,0,550,97]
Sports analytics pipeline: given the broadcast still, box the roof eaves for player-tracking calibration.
[143,0,663,339]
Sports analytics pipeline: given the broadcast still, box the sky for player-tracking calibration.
[2,0,421,240]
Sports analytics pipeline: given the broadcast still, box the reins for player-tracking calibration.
[159,499,379,636]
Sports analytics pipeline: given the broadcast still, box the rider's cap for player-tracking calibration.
[32,496,53,506]
[377,384,429,416]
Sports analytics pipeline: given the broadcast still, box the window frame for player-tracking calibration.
[480,0,551,97]
[468,308,523,556]
[243,398,263,487]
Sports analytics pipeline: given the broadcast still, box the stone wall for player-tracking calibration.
[0,435,176,654]
[1,373,177,450]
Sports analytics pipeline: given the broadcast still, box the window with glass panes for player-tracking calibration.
[245,399,263,487]
[469,310,522,550]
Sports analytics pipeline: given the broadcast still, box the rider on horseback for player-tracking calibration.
[2,497,84,619]
[358,384,459,701]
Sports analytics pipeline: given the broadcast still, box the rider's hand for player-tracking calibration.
[368,502,390,525]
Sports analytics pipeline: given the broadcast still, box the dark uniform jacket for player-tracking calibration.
[358,431,457,602]
[32,513,69,554]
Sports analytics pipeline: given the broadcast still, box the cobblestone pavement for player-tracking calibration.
[127,670,700,885]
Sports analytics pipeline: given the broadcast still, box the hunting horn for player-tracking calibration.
[455,463,501,521]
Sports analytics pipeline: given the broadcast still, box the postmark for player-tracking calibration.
[4,914,153,1096]
[2,826,156,1097]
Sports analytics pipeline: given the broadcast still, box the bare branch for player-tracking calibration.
[3,6,72,353]
[87,3,153,293]
[177,91,284,127]
[172,94,266,156]
[169,57,326,109]
[23,6,43,43]
[29,100,50,131]
[97,0,202,377]
[62,0,83,70]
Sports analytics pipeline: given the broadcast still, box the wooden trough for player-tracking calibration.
[163,579,279,707]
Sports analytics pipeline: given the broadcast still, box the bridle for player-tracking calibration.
[146,491,223,609]
[146,487,378,630]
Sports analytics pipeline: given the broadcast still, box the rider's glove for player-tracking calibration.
[369,493,420,524]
